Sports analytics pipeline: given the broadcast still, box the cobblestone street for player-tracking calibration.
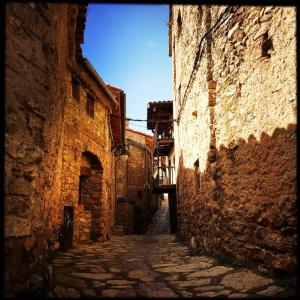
[48,202,294,298]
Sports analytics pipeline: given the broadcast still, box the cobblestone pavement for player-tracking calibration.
[147,198,170,235]
[48,235,295,298]
[47,202,295,298]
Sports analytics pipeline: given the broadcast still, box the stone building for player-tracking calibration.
[114,128,160,234]
[61,57,118,248]
[169,5,297,274]
[4,3,125,296]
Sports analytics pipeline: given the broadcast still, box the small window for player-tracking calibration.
[177,10,182,38]
[261,32,274,58]
[197,6,203,26]
[178,84,182,107]
[193,158,200,193]
[72,78,80,101]
[86,94,95,118]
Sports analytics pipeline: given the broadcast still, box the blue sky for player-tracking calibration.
[82,4,172,135]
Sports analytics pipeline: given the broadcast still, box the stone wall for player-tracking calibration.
[171,5,296,274]
[114,129,159,234]
[115,200,135,234]
[115,154,128,199]
[126,138,152,233]
[4,3,118,295]
[61,68,116,244]
[73,207,92,243]
[5,3,71,296]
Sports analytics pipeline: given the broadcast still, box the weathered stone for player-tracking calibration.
[89,266,106,273]
[196,289,232,297]
[55,274,87,288]
[137,282,178,298]
[171,4,296,275]
[228,292,249,298]
[5,215,31,238]
[109,267,122,273]
[172,278,211,288]
[53,286,80,298]
[101,288,136,297]
[257,285,284,296]
[188,266,233,278]
[112,285,133,289]
[92,281,106,288]
[8,177,32,197]
[193,285,224,292]
[178,290,193,298]
[156,261,212,273]
[83,288,96,296]
[220,270,273,292]
[128,269,156,282]
[115,127,158,234]
[70,272,113,281]
[106,279,136,285]
[62,288,81,298]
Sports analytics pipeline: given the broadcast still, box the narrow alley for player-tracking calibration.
[4,3,297,298]
[48,200,293,298]
[146,198,170,235]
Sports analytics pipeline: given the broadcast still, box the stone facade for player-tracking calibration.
[114,128,160,233]
[61,59,117,247]
[4,3,121,296]
[5,3,74,296]
[170,5,296,274]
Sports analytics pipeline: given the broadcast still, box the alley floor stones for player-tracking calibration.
[47,234,295,298]
[146,198,170,235]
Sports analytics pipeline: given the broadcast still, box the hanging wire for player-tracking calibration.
[110,114,177,123]
[176,5,233,124]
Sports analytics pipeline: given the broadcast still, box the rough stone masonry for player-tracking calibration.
[4,3,119,296]
[170,5,296,274]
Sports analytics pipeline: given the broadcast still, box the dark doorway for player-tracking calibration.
[80,151,103,240]
[61,206,74,249]
[134,205,145,234]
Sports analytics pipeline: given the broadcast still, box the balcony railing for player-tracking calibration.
[153,165,175,186]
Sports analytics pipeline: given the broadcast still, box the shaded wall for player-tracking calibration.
[5,3,70,295]
[172,5,296,274]
[60,69,116,245]
[116,130,159,234]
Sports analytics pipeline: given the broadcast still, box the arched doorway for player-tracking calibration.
[79,151,103,240]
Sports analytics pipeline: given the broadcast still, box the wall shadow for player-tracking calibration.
[176,123,297,275]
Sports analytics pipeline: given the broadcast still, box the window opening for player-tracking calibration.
[72,77,80,101]
[193,158,200,193]
[86,93,95,118]
[177,10,182,38]
[261,32,274,58]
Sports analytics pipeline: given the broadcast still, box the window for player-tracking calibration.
[72,78,80,101]
[178,84,182,107]
[177,10,182,38]
[86,94,95,118]
[197,6,203,26]
[193,158,200,193]
[261,32,274,58]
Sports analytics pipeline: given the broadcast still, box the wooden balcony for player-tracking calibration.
[152,165,176,194]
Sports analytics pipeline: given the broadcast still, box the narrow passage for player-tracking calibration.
[48,204,291,298]
[147,197,170,235]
